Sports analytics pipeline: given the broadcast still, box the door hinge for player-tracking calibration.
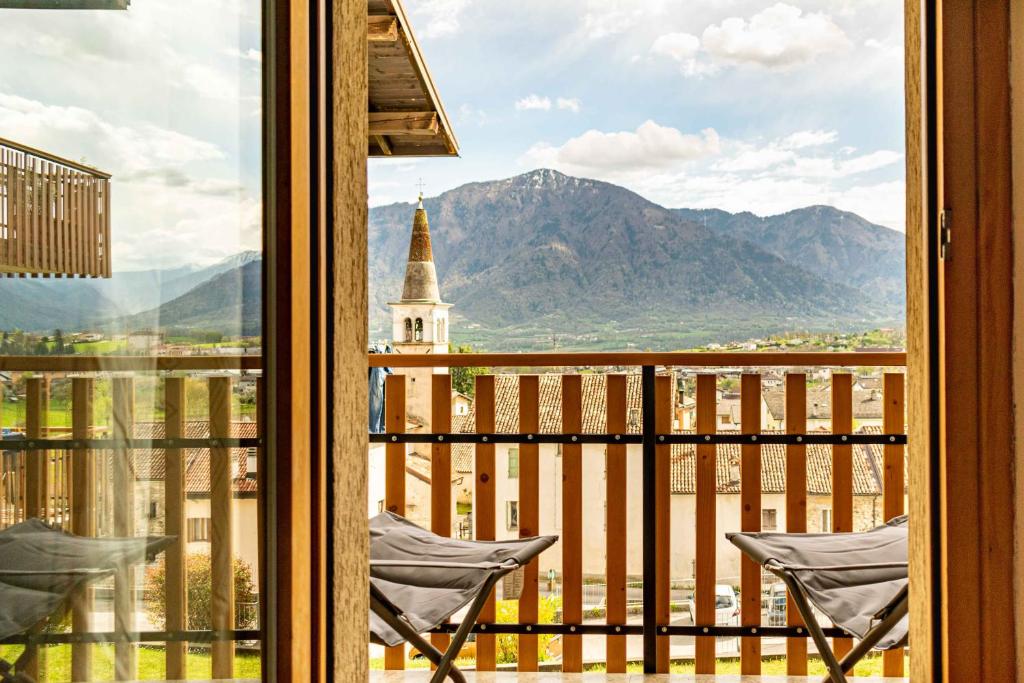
[940,209,952,260]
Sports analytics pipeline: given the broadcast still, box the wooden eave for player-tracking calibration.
[367,0,459,157]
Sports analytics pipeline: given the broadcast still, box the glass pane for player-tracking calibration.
[0,1,263,680]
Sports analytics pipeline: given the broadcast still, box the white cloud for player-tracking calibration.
[409,0,472,39]
[522,120,720,174]
[516,95,580,113]
[0,93,223,172]
[650,32,700,62]
[780,129,838,149]
[701,3,851,69]
[223,47,262,63]
[0,92,259,270]
[556,97,582,113]
[516,94,552,111]
[519,125,904,231]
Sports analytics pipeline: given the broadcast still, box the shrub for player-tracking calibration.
[144,552,258,630]
[494,595,559,664]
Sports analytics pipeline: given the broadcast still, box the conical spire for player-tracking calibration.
[400,194,442,302]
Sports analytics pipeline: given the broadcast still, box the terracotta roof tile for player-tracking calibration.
[669,428,900,495]
[133,421,259,496]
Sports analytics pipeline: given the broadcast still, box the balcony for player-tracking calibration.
[0,137,112,279]
[0,354,262,681]
[367,351,907,681]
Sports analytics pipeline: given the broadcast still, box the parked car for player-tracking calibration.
[685,584,740,626]
[766,583,788,626]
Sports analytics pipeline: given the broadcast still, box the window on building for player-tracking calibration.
[506,500,519,531]
[821,508,833,533]
[761,508,777,531]
[508,448,519,478]
[404,318,413,342]
[414,318,424,341]
[149,501,159,520]
[187,517,211,543]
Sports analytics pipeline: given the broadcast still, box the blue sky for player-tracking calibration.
[374,0,905,231]
[0,1,903,271]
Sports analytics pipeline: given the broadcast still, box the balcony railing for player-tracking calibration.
[368,351,907,676]
[0,355,262,682]
[0,137,112,278]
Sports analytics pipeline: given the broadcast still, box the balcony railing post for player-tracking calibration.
[641,365,657,673]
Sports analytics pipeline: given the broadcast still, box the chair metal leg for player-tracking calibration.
[773,567,847,683]
[429,571,506,683]
[369,590,467,683]
[831,589,909,681]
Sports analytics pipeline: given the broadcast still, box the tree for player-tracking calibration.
[449,343,485,396]
[144,552,259,630]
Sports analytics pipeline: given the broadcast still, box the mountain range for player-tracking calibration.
[0,169,905,350]
[0,251,261,334]
[369,169,904,349]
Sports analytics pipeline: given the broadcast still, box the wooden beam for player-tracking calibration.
[373,134,392,156]
[368,15,398,42]
[368,111,439,136]
[331,0,370,676]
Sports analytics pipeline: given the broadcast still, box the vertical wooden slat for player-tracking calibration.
[605,375,628,673]
[210,376,234,679]
[383,374,406,670]
[25,377,44,521]
[429,374,452,665]
[518,375,540,670]
[103,179,112,277]
[55,166,64,275]
[740,373,762,674]
[654,375,671,672]
[14,153,23,269]
[71,378,95,682]
[47,162,55,274]
[33,159,42,272]
[474,375,497,669]
[27,158,36,272]
[164,378,188,678]
[831,373,853,659]
[560,374,583,672]
[785,373,808,674]
[89,178,98,276]
[883,373,906,676]
[694,373,717,674]
[111,377,136,680]
[20,376,45,681]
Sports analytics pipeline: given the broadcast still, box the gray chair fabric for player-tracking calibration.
[369,511,557,647]
[0,518,173,641]
[728,515,908,649]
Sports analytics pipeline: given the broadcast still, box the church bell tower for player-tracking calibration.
[389,193,452,425]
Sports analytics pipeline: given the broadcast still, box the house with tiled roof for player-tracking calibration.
[762,385,890,431]
[450,374,905,580]
[131,420,262,582]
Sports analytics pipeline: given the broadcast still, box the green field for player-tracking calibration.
[0,644,260,681]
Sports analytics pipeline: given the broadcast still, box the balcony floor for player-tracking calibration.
[369,673,908,682]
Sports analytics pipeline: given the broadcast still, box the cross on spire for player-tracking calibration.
[416,177,426,201]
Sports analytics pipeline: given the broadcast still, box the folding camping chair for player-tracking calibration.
[0,518,173,683]
[369,511,557,683]
[728,515,909,683]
